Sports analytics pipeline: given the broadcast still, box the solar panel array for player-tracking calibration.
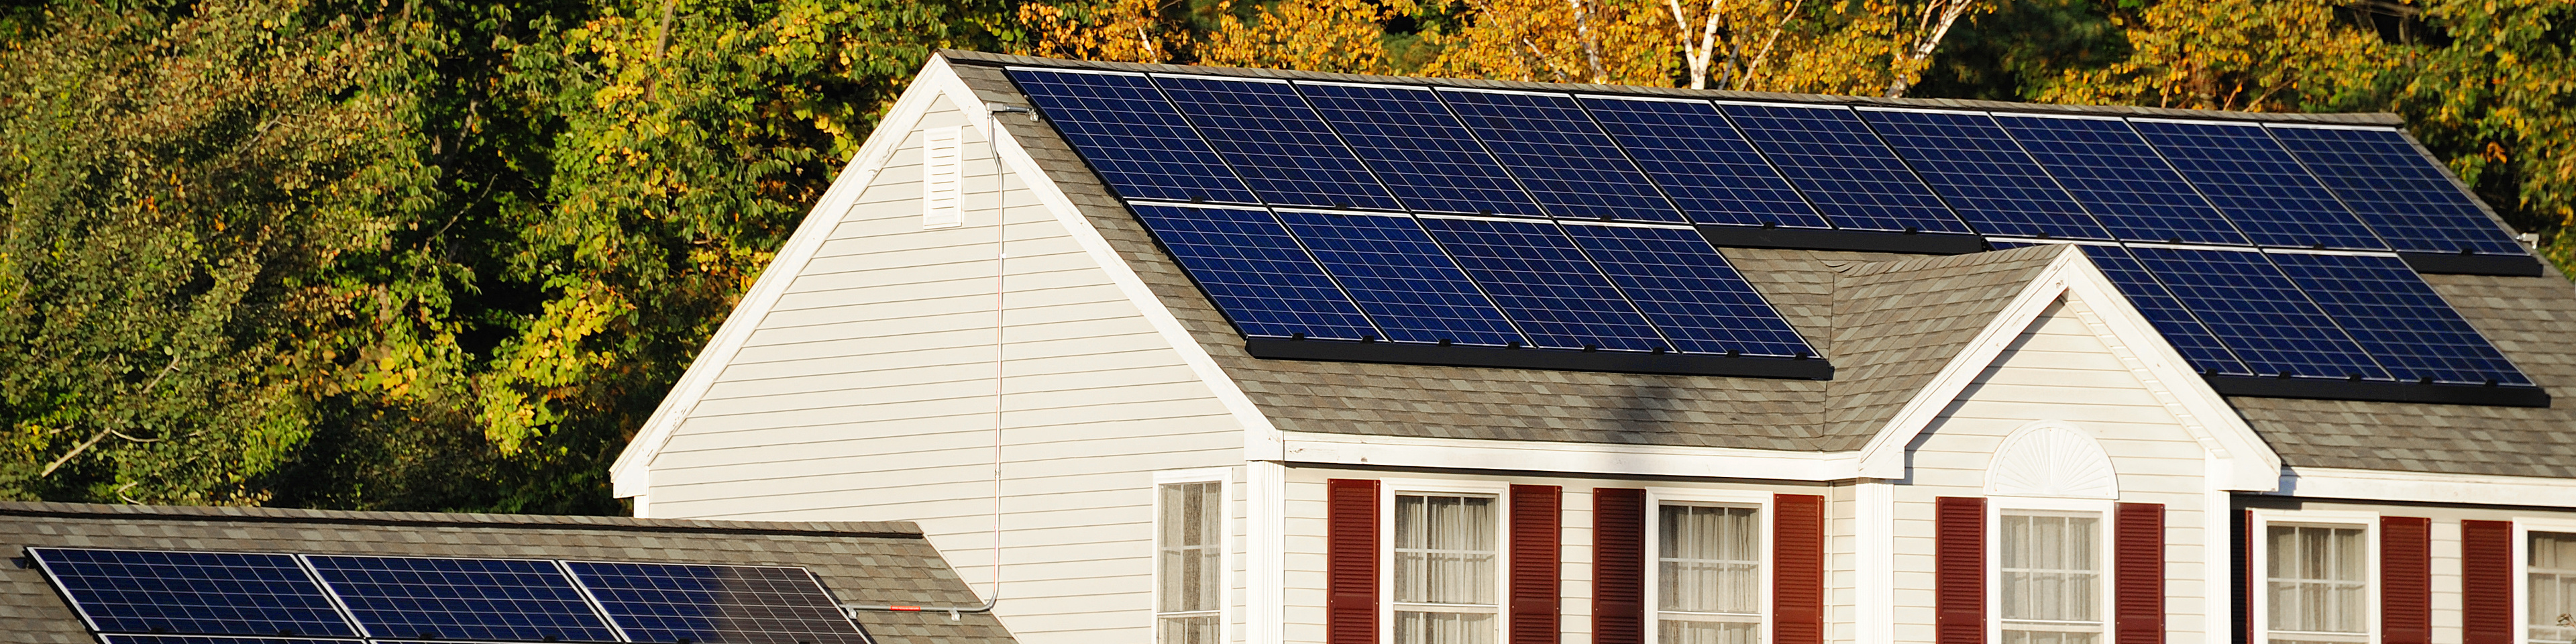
[30,547,873,644]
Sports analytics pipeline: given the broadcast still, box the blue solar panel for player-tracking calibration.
[2125,247,2386,380]
[567,561,869,644]
[97,637,356,644]
[1994,115,2248,245]
[1007,69,1258,205]
[1716,103,1969,233]
[2075,246,2253,376]
[2130,120,2385,250]
[30,548,358,638]
[1295,83,1542,216]
[1275,211,1528,346]
[1858,109,2107,240]
[1416,217,1669,350]
[304,555,616,642]
[2269,252,2530,385]
[1152,76,1402,211]
[1438,90,1684,223]
[1578,97,1829,228]
[2266,125,2525,255]
[1562,224,1816,358]
[1128,205,1380,341]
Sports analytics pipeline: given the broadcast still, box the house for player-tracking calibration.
[608,50,2576,644]
[2,500,1016,644]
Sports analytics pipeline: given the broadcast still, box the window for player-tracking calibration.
[1659,504,1762,644]
[921,125,963,229]
[2267,524,2369,644]
[1999,512,2102,644]
[1393,493,1498,644]
[1159,481,1222,644]
[2533,532,2576,644]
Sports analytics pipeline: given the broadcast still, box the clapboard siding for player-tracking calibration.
[639,93,1247,644]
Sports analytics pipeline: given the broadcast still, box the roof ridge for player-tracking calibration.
[1839,244,2071,279]
[0,500,923,538]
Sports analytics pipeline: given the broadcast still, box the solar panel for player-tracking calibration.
[1561,224,1816,358]
[1992,115,2248,245]
[1438,90,1684,223]
[2129,120,2385,250]
[1578,97,1829,228]
[1152,76,1402,211]
[97,637,357,644]
[1857,109,2107,240]
[303,555,617,642]
[2268,252,2530,385]
[1715,103,1969,233]
[2124,247,2386,380]
[2265,125,2525,255]
[2074,246,2254,376]
[1275,211,1528,346]
[1415,217,1669,350]
[1128,204,1381,341]
[1006,69,1258,205]
[567,561,869,644]
[29,548,359,639]
[1295,82,1542,216]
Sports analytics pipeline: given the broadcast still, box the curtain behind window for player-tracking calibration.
[2268,525,2368,643]
[1395,494,1497,644]
[1660,504,1760,644]
[2000,513,2101,644]
[2533,532,2576,644]
[1159,482,1222,644]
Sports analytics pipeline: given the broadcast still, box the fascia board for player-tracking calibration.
[1282,431,1858,480]
[2275,466,2576,506]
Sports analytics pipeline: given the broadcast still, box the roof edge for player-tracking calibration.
[0,501,924,539]
[936,50,2404,126]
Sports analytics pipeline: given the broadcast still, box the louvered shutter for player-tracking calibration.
[1935,496,1987,644]
[2114,503,2164,644]
[2380,517,2432,644]
[1593,488,1647,644]
[1511,485,1562,644]
[1775,494,1826,644]
[1328,479,1379,644]
[2463,519,2514,644]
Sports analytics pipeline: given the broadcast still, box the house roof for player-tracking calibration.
[0,501,1014,644]
[1823,246,2065,450]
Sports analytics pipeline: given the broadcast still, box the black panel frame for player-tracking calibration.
[1244,337,1833,379]
[2204,375,2550,407]
[1697,225,1985,255]
[2396,252,2545,277]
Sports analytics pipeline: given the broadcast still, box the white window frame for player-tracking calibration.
[1153,468,1234,644]
[1382,478,1512,644]
[1645,488,1774,644]
[2512,517,2576,644]
[2249,508,2382,644]
[1988,496,2116,644]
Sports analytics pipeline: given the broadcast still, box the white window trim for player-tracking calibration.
[2513,517,2576,644]
[1645,488,1774,644]
[1988,497,2117,644]
[1382,478,1513,644]
[1152,468,1234,644]
[2249,508,2383,644]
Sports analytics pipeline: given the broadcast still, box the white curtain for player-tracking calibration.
[1159,482,1222,644]
[2533,532,2576,644]
[2001,514,2100,623]
[1395,494,1497,644]
[1659,504,1760,644]
[2268,525,2367,635]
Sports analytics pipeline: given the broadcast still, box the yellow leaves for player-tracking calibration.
[1421,0,1674,85]
[1016,0,1176,63]
[2037,0,2385,112]
[473,282,633,454]
[1201,0,1404,74]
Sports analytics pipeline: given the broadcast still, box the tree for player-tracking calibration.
[2397,0,2576,268]
[2036,0,2389,112]
[1201,0,1405,74]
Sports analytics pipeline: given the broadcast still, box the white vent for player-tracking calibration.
[921,125,963,229]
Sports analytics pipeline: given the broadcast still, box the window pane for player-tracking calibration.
[1159,482,1223,614]
[2267,525,2367,635]
[1661,619,1760,644]
[2002,631,2100,644]
[1160,614,1221,644]
[2534,532,2576,644]
[1660,505,1760,614]
[1396,494,1497,605]
[2002,513,2100,623]
[1397,610,1496,644]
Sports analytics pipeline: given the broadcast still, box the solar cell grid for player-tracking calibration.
[1715,103,1970,233]
[1858,109,2106,239]
[31,548,359,639]
[1295,83,1542,216]
[1275,211,1529,346]
[2125,247,2387,380]
[2268,252,2530,386]
[1417,217,1670,351]
[1993,115,2248,246]
[1128,204,1381,341]
[1561,224,1816,358]
[1006,69,1258,205]
[1438,90,1684,223]
[97,637,358,644]
[1578,97,1828,228]
[2074,246,2253,376]
[2266,125,2526,255]
[1151,76,1403,211]
[568,561,869,644]
[303,555,618,643]
[2129,120,2385,250]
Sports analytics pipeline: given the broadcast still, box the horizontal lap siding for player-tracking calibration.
[642,95,1244,644]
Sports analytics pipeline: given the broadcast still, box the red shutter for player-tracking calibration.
[1327,479,1379,644]
[2114,503,2165,644]
[1592,488,1647,644]
[1775,494,1826,644]
[1935,496,1987,644]
[1511,485,1562,644]
[2380,517,2432,644]
[2463,519,2515,644]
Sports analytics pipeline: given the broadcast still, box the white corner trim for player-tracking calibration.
[1854,478,1895,644]
[2274,466,2576,507]
[1281,431,1858,480]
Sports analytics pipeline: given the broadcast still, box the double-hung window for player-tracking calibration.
[1659,504,1762,644]
[2532,531,2576,644]
[1158,480,1222,644]
[1393,493,1499,644]
[1999,511,2103,644]
[2267,523,2370,644]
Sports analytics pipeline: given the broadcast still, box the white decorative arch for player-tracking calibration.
[1985,421,2118,499]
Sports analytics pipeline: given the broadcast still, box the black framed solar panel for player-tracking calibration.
[1416,217,1671,351]
[566,561,870,644]
[1561,223,1817,358]
[1294,82,1544,217]
[303,555,619,643]
[1576,97,1830,229]
[1273,211,1529,347]
[1005,68,1258,205]
[1128,204,1382,341]
[2123,247,2388,380]
[2267,252,2531,386]
[95,637,359,644]
[2264,125,2526,256]
[1438,89,1686,223]
[2129,119,2387,250]
[28,547,360,639]
[1857,109,2108,240]
[2074,246,2255,376]
[1151,75,1403,211]
[1992,115,2248,246]
[1715,103,1970,234]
